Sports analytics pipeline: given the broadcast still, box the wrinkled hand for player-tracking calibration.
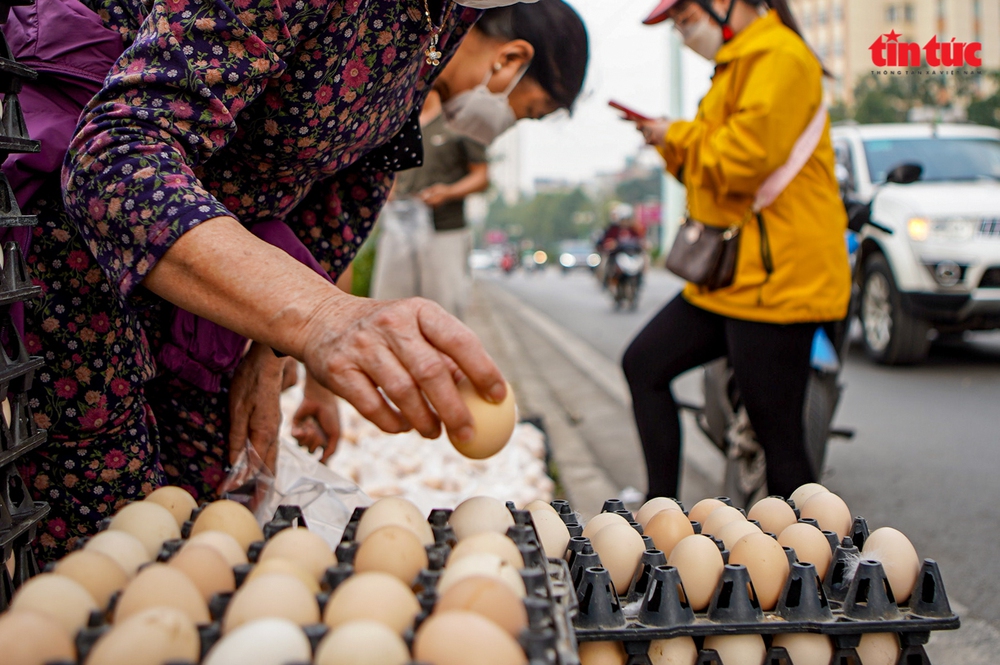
[418,184,453,208]
[292,372,341,462]
[636,117,672,148]
[229,341,284,472]
[299,296,506,447]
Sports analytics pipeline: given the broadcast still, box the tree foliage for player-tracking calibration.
[848,68,1000,127]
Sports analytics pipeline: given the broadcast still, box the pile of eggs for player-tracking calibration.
[0,485,574,665]
[571,484,925,665]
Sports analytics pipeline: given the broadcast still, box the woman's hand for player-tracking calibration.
[292,372,341,462]
[419,183,453,208]
[636,118,673,148]
[228,341,285,471]
[299,295,505,448]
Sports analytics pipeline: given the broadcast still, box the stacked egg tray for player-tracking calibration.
[334,502,580,665]
[0,0,48,614]
[54,503,580,665]
[552,498,959,665]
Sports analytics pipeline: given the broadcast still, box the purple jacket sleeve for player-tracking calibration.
[61,0,294,298]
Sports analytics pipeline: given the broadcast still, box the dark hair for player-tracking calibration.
[749,0,833,77]
[476,0,590,111]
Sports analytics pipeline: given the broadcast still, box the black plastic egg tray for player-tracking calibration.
[62,503,582,665]
[555,498,959,665]
[0,0,48,614]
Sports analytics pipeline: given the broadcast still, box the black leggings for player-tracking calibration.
[622,295,820,499]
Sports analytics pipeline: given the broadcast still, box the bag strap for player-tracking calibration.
[753,103,828,213]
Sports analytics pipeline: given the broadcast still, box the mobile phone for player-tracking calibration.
[609,100,652,122]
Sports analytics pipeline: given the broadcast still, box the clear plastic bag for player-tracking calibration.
[220,437,372,548]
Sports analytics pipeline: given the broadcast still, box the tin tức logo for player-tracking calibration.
[870,30,983,69]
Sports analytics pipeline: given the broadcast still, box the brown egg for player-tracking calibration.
[435,575,528,638]
[855,633,901,665]
[789,483,828,510]
[529,508,571,559]
[635,497,682,528]
[114,563,210,625]
[747,497,797,536]
[0,610,76,665]
[667,535,724,612]
[703,634,766,665]
[10,574,97,635]
[355,497,434,546]
[701,506,746,537]
[190,500,264,551]
[108,501,182,558]
[185,530,249,567]
[223,572,320,633]
[448,379,517,460]
[354,525,429,585]
[449,496,515,541]
[772,634,834,665]
[645,509,695,557]
[145,486,198,528]
[324,572,421,636]
[729,532,790,611]
[85,530,152,577]
[87,607,199,665]
[168,543,236,602]
[413,610,527,665]
[246,558,320,594]
[258,527,335,581]
[862,527,922,603]
[581,512,629,540]
[717,520,762,552]
[438,553,526,598]
[591,523,645,594]
[648,636,698,665]
[314,620,410,665]
[687,498,727,526]
[449,531,524,569]
[523,499,558,515]
[778,523,833,579]
[578,641,627,665]
[800,492,853,541]
[54,550,129,610]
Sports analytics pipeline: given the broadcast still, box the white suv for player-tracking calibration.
[831,123,1000,364]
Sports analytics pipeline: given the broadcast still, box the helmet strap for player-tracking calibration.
[697,0,738,41]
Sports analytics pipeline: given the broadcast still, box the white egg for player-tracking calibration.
[202,618,311,665]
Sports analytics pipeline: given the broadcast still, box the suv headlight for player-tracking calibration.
[907,216,977,242]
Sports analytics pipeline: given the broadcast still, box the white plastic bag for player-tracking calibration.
[259,437,372,547]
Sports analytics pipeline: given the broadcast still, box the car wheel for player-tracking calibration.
[860,253,931,365]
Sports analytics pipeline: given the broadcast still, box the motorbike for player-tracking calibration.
[607,240,645,311]
[676,163,919,507]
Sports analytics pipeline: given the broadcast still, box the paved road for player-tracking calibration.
[483,267,1000,654]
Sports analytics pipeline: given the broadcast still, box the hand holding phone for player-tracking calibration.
[609,100,652,122]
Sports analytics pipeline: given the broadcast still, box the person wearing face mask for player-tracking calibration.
[2,0,587,561]
[371,1,587,318]
[620,0,850,500]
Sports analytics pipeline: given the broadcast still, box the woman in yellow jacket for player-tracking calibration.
[622,0,850,499]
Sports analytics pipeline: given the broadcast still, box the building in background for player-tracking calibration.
[488,129,523,205]
[791,0,1000,103]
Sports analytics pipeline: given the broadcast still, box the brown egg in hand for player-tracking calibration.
[448,378,516,460]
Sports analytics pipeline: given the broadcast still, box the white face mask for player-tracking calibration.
[675,15,724,60]
[456,0,537,7]
[442,67,527,146]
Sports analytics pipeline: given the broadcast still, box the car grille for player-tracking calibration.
[980,218,1000,237]
[980,267,1000,288]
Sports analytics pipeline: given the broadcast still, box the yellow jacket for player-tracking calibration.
[659,11,850,323]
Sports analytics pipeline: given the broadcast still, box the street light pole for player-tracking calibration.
[661,31,686,258]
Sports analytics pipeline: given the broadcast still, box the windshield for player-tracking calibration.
[863,137,1000,183]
